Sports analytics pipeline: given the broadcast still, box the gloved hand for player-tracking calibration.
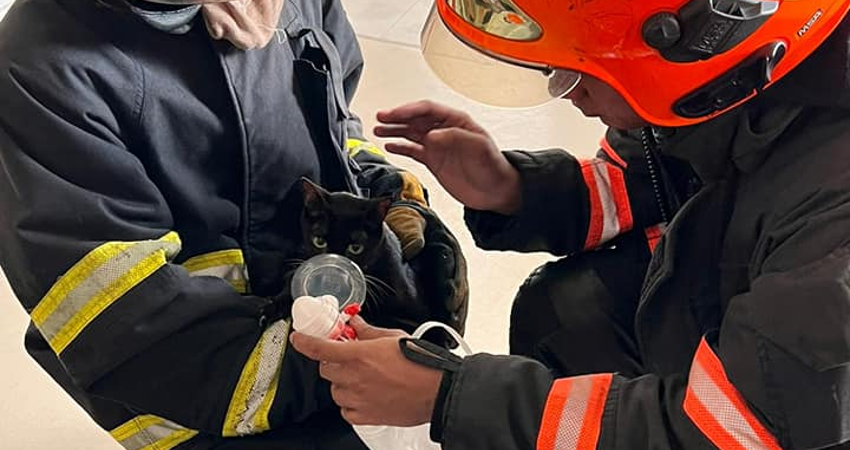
[385,171,429,261]
[349,137,430,261]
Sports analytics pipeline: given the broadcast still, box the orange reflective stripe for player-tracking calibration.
[599,138,627,168]
[684,338,784,450]
[581,161,605,250]
[538,379,571,450]
[581,160,633,250]
[538,374,613,450]
[606,166,633,235]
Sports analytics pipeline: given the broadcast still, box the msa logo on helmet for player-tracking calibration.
[798,9,824,38]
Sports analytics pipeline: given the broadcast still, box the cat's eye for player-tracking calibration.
[347,244,365,255]
[312,236,328,249]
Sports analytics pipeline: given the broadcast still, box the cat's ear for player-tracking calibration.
[301,177,327,206]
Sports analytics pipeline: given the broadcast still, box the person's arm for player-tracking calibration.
[434,188,850,450]
[465,129,669,256]
[0,44,330,442]
[375,103,672,257]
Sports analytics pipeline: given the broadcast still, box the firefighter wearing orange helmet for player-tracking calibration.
[292,1,850,449]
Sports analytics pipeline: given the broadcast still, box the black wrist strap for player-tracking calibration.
[398,337,462,371]
[399,338,462,443]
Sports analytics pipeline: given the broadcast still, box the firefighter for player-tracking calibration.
[292,1,850,449]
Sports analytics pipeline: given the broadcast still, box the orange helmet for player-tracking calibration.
[421,0,850,126]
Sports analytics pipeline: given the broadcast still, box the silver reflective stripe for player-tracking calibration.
[552,377,593,450]
[182,249,248,293]
[190,264,247,283]
[111,415,198,450]
[223,319,291,436]
[31,232,181,354]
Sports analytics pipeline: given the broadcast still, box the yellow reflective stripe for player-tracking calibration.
[110,415,198,450]
[110,415,163,442]
[223,319,290,436]
[182,249,244,273]
[347,138,386,159]
[230,279,248,294]
[182,249,249,294]
[137,430,197,450]
[32,232,181,354]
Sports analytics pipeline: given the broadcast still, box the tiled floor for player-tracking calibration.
[0,2,605,449]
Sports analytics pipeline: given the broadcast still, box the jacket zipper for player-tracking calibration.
[642,128,671,223]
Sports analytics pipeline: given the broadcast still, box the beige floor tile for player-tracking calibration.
[0,271,118,450]
[340,0,422,40]
[378,0,430,46]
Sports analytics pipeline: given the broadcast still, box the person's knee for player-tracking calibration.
[509,257,606,358]
[509,248,646,377]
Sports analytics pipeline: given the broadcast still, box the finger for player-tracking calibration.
[290,332,356,363]
[377,100,457,125]
[376,121,452,143]
[423,127,464,149]
[341,407,379,426]
[384,142,426,162]
[349,316,406,340]
[373,124,416,138]
[318,361,349,383]
[330,385,367,411]
[373,124,427,143]
[341,408,366,425]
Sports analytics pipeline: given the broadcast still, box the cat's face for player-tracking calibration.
[300,178,392,270]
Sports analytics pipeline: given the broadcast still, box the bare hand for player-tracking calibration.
[290,316,442,426]
[375,101,522,215]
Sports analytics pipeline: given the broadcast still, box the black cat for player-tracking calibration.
[299,178,429,331]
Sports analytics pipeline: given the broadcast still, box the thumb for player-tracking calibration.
[349,316,406,340]
[290,332,355,362]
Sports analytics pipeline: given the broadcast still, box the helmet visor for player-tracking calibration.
[421,3,582,108]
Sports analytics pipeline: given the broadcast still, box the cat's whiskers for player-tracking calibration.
[364,275,396,308]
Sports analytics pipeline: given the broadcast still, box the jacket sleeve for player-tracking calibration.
[0,46,331,441]
[435,187,850,450]
[464,129,671,256]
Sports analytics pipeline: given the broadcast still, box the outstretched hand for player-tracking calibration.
[375,101,523,215]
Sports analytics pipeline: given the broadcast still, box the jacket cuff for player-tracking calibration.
[465,150,587,255]
[440,354,554,450]
[429,369,455,443]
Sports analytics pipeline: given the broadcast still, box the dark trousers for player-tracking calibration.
[509,231,653,379]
